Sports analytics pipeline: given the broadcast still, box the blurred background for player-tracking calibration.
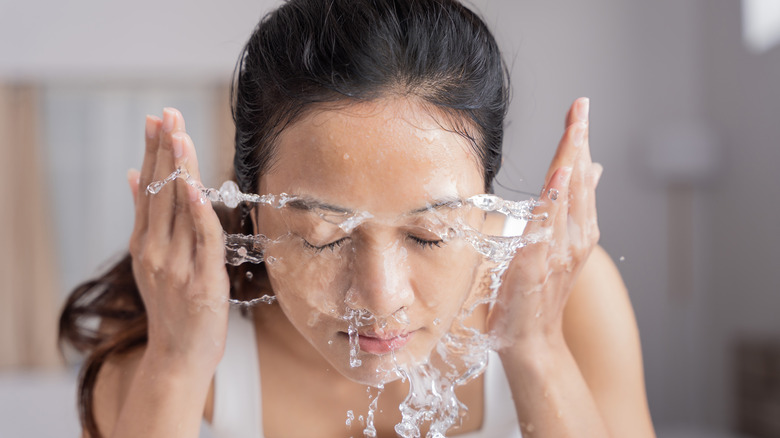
[1,0,779,437]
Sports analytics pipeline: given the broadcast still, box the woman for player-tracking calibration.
[59,0,656,437]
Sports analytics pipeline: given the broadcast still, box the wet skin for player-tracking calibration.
[118,97,653,438]
[254,97,488,386]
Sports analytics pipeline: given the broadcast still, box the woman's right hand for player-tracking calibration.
[126,108,229,375]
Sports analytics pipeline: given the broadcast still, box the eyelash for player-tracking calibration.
[303,238,349,253]
[303,235,444,253]
[408,235,443,249]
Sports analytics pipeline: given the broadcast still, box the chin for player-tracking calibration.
[340,362,404,386]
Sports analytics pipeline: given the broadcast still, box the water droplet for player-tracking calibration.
[343,153,350,160]
[547,188,559,201]
[393,307,410,325]
[363,387,381,438]
[433,318,441,326]
[619,256,625,262]
[219,180,241,208]
[266,256,277,265]
[146,181,164,194]
[245,271,253,281]
[345,410,354,427]
[206,188,220,202]
[348,322,362,368]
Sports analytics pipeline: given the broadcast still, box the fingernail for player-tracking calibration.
[576,97,589,122]
[172,132,184,158]
[162,108,175,132]
[145,116,156,138]
[574,123,587,147]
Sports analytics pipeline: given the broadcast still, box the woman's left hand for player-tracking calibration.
[487,97,603,353]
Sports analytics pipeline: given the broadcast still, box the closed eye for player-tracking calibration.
[303,237,349,253]
[408,235,443,249]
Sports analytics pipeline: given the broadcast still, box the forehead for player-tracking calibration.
[260,98,484,216]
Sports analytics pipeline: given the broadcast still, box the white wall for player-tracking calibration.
[699,0,780,430]
[0,0,278,81]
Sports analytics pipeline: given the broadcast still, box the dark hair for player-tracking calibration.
[233,0,508,198]
[59,1,509,436]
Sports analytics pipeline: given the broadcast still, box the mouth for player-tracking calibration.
[339,331,413,355]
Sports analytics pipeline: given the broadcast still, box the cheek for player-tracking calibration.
[265,246,350,315]
[409,243,483,312]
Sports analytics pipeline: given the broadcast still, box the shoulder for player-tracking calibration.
[87,345,216,437]
[562,245,655,437]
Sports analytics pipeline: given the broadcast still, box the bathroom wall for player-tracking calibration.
[698,0,780,431]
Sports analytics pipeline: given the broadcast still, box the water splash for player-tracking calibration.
[465,194,546,222]
[147,166,551,435]
[348,325,362,368]
[363,385,383,437]
[346,410,355,427]
[227,294,276,308]
[343,308,376,368]
[148,167,284,207]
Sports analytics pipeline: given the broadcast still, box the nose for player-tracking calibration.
[347,240,414,319]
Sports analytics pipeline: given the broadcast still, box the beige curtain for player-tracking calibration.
[0,84,61,369]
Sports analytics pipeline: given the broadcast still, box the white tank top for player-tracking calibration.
[209,216,526,437]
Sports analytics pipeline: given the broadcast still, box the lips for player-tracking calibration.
[347,331,413,355]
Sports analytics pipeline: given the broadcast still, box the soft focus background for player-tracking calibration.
[1,0,779,437]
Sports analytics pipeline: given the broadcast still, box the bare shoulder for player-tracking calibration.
[562,245,656,437]
[87,346,216,437]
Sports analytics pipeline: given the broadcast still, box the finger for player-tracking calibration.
[567,148,589,247]
[133,115,162,235]
[545,97,589,186]
[567,111,593,247]
[170,132,202,260]
[127,168,140,205]
[586,162,603,240]
[148,107,186,241]
[524,166,573,237]
[189,184,227,277]
[563,97,589,129]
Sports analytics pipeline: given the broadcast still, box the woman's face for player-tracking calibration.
[256,98,487,385]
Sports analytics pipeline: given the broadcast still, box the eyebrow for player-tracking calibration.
[285,196,462,216]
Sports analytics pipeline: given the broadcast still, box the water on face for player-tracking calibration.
[148,168,548,437]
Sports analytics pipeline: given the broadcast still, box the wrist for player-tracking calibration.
[497,331,572,370]
[141,344,219,385]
